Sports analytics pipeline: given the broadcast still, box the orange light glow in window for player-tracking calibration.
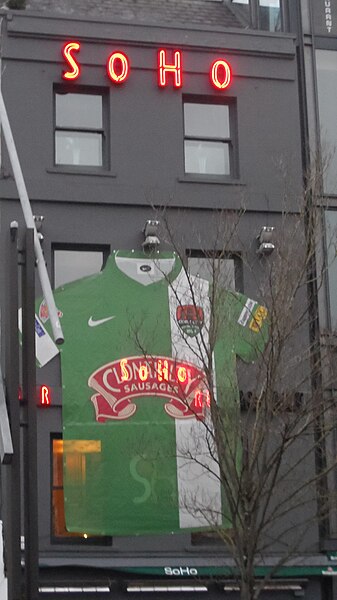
[62,41,81,80]
[158,49,182,88]
[107,52,129,84]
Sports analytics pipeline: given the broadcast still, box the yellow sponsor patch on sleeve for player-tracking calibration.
[249,305,268,333]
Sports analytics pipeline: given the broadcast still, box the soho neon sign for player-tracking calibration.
[62,42,232,90]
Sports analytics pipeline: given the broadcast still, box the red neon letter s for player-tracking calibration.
[158,49,182,88]
[62,41,81,80]
[210,59,232,90]
[107,52,130,84]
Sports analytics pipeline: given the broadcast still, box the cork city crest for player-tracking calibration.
[176,305,204,338]
[38,299,63,323]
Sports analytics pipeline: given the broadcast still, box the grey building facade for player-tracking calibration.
[0,1,336,599]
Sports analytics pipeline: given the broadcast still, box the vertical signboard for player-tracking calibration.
[311,0,337,36]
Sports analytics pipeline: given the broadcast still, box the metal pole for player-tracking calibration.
[2,222,22,600]
[21,228,39,600]
[0,91,64,345]
[0,364,13,463]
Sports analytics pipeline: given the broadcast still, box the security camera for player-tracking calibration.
[142,220,160,250]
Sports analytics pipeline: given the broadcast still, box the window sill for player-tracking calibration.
[46,167,117,178]
[178,175,245,186]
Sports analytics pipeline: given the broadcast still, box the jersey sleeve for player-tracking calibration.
[28,298,59,368]
[224,290,269,363]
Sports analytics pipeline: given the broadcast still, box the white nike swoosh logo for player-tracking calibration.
[88,316,115,327]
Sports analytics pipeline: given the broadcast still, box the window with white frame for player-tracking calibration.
[55,91,106,168]
[183,100,237,177]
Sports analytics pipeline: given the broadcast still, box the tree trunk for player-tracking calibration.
[240,578,255,600]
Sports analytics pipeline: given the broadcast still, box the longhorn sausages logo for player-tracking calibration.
[88,356,210,422]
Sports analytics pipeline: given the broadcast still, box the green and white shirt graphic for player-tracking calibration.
[38,251,268,536]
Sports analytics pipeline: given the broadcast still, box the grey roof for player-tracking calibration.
[20,0,244,29]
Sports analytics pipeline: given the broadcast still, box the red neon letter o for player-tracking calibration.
[210,59,232,90]
[107,52,129,84]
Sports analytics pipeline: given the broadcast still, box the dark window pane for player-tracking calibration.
[316,50,337,195]
[54,250,103,287]
[184,104,230,138]
[55,131,103,167]
[259,0,281,31]
[184,140,230,175]
[56,93,102,129]
[325,211,337,330]
[188,257,235,289]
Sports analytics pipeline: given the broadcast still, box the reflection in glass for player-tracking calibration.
[56,93,102,129]
[184,140,230,175]
[184,104,230,138]
[55,131,102,167]
[325,211,337,330]
[54,250,103,287]
[188,257,236,290]
[259,0,281,31]
[316,50,337,195]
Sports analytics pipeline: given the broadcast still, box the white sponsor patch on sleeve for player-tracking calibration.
[237,298,257,328]
[18,310,59,367]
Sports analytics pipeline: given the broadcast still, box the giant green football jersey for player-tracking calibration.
[38,251,268,536]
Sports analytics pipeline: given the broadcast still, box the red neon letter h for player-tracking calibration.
[158,49,182,88]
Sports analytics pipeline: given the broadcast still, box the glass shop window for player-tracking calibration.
[51,437,111,544]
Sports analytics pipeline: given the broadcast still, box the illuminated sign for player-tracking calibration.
[158,49,182,88]
[164,567,198,576]
[62,42,232,90]
[18,385,52,405]
[211,59,232,90]
[39,385,51,406]
[88,356,211,422]
[107,51,130,84]
[62,42,80,80]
